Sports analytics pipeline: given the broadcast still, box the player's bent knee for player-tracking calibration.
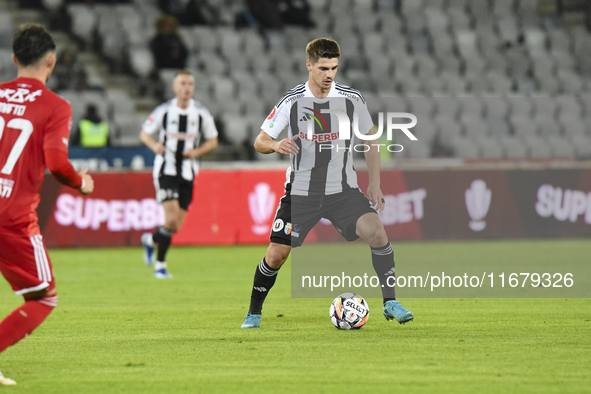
[266,244,291,269]
[164,221,181,233]
[358,223,388,247]
[372,231,389,248]
[23,287,56,302]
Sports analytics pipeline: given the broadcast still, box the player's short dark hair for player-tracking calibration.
[13,24,56,67]
[306,38,340,64]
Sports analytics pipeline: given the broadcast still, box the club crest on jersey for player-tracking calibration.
[284,222,292,235]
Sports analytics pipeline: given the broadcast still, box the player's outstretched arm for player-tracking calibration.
[363,127,385,213]
[45,148,94,195]
[254,130,299,156]
[183,137,218,159]
[77,167,94,195]
[140,130,165,155]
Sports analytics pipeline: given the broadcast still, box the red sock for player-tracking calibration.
[0,297,56,354]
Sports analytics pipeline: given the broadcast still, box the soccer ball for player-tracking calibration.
[329,293,369,330]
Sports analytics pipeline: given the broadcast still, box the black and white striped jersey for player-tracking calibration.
[261,81,374,196]
[143,98,218,181]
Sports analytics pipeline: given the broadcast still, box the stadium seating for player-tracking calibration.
[2,0,591,159]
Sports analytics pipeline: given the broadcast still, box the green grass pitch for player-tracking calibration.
[0,240,590,393]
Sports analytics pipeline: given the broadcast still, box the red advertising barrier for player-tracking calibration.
[39,173,165,247]
[39,169,289,248]
[38,168,591,248]
[172,169,287,245]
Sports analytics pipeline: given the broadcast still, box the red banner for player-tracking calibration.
[39,169,290,247]
[40,173,164,247]
[37,168,591,248]
[172,169,287,245]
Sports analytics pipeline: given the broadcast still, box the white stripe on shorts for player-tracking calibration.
[30,235,51,283]
[14,282,50,295]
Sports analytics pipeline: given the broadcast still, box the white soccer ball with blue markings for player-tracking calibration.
[329,293,369,330]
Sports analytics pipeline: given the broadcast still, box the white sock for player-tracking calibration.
[155,261,167,271]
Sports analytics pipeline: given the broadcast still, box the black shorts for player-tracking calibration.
[270,185,377,247]
[155,175,194,210]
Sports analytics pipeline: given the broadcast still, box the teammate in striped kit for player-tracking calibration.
[140,70,218,278]
[0,25,94,385]
[241,38,413,329]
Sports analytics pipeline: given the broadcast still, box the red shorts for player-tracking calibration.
[0,229,56,295]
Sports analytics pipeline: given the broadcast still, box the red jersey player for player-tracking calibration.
[0,24,94,385]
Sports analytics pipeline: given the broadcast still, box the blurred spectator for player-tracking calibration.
[277,0,314,27]
[245,0,287,49]
[18,0,43,8]
[47,49,87,91]
[245,0,284,30]
[244,0,314,28]
[66,0,131,3]
[183,0,223,26]
[149,16,188,70]
[158,0,185,20]
[72,104,111,147]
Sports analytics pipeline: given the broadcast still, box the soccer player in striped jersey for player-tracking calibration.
[140,70,218,279]
[0,25,95,385]
[241,38,413,329]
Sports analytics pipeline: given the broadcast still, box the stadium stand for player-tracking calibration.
[1,0,591,160]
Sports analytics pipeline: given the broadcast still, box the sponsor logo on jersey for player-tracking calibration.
[299,131,340,142]
[62,137,69,146]
[249,183,277,235]
[285,93,304,103]
[337,90,362,101]
[267,107,277,120]
[465,180,491,231]
[0,88,43,103]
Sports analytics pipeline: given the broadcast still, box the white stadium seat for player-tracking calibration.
[129,47,155,78]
